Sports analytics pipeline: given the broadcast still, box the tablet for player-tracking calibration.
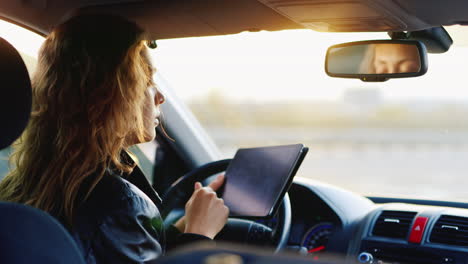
[221,144,308,218]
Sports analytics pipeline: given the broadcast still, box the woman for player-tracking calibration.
[0,13,229,263]
[359,43,421,74]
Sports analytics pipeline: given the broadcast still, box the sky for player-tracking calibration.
[3,18,468,103]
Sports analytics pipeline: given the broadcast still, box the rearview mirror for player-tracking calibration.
[325,40,428,82]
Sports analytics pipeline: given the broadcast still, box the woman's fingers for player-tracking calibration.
[208,174,225,192]
[184,179,229,238]
[193,174,225,193]
[187,182,203,205]
[184,175,228,238]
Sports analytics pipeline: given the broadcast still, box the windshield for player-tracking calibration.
[149,26,468,202]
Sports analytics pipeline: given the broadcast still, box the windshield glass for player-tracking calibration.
[150,26,468,202]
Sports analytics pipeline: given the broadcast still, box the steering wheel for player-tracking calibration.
[161,159,291,251]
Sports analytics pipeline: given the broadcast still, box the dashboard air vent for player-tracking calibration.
[430,215,468,246]
[372,210,417,239]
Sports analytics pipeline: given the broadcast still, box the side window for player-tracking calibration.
[130,141,159,183]
[0,20,44,180]
[0,148,12,179]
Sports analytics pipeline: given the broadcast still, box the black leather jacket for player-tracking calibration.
[66,166,210,264]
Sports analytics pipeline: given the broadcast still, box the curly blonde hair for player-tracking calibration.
[0,14,154,224]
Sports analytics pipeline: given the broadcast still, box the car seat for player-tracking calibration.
[0,37,85,264]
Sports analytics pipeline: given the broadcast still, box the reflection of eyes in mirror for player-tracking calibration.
[360,44,421,74]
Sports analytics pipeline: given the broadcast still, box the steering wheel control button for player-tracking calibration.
[408,216,429,244]
[358,252,374,263]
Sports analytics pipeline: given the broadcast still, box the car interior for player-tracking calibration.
[2,1,468,264]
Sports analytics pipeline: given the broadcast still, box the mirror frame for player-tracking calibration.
[325,40,428,82]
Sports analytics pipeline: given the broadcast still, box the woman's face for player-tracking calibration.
[373,44,421,74]
[141,85,165,143]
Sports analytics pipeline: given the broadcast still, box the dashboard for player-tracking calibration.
[288,183,341,254]
[287,177,468,264]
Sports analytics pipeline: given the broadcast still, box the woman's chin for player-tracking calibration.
[137,132,156,144]
[126,131,156,146]
[142,130,156,143]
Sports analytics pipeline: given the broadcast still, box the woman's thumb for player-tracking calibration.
[194,182,202,190]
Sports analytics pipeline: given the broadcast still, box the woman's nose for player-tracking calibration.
[155,89,165,105]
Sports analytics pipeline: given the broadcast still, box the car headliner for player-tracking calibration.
[1,0,468,40]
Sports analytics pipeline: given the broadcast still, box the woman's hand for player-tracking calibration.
[183,174,229,239]
[173,216,186,233]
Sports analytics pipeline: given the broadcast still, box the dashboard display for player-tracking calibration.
[301,222,334,254]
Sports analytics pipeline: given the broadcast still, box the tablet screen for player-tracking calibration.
[221,144,306,217]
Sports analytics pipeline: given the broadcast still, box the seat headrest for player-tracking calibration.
[0,38,32,149]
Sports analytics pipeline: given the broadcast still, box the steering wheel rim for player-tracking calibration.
[161,159,291,252]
